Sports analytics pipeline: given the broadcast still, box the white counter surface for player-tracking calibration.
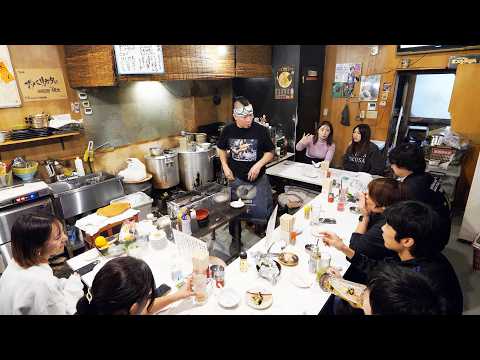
[68,192,360,315]
[266,160,371,187]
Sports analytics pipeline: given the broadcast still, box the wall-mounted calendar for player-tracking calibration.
[114,45,165,75]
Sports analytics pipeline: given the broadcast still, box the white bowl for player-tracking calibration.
[217,288,240,308]
[230,200,245,208]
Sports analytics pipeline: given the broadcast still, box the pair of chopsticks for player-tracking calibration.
[247,291,272,296]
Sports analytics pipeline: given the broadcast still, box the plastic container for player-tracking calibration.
[110,191,153,221]
[74,157,85,176]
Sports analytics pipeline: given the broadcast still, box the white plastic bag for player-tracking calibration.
[118,158,147,182]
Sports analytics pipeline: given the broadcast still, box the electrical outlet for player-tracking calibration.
[323,108,328,116]
[360,110,365,119]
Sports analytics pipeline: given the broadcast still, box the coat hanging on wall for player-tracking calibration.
[341,103,350,126]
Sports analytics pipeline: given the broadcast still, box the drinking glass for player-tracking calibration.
[316,252,331,280]
[192,272,209,305]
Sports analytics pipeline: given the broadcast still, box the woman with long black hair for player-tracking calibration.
[342,124,384,175]
[295,121,336,164]
[76,256,194,315]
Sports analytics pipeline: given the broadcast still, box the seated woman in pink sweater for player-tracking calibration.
[295,121,336,163]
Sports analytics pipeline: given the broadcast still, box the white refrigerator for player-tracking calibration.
[458,152,480,243]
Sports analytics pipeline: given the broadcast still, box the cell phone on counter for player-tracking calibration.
[155,284,172,298]
[76,260,100,276]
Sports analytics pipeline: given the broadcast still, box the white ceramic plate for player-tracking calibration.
[290,271,314,288]
[230,200,245,208]
[246,288,273,310]
[217,288,240,308]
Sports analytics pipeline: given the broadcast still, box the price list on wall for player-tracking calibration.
[114,45,165,75]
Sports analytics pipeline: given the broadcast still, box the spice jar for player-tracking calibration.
[240,251,248,272]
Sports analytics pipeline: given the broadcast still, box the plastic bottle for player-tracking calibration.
[171,252,183,282]
[74,157,85,176]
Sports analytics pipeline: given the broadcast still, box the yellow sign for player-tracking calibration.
[15,68,68,101]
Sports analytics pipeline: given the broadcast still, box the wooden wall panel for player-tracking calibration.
[235,45,272,78]
[64,45,116,88]
[0,45,87,163]
[320,45,480,207]
[118,45,235,82]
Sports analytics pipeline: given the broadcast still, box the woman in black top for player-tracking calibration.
[343,124,384,175]
[349,178,407,262]
[388,143,451,252]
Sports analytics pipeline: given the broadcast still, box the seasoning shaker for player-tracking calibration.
[240,251,248,272]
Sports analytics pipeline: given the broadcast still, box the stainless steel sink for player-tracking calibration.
[49,172,125,219]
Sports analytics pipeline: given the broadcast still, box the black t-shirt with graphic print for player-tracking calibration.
[217,122,275,182]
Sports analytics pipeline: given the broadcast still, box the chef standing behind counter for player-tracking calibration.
[216,96,275,255]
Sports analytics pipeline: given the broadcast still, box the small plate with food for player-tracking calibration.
[277,252,299,267]
[246,288,273,310]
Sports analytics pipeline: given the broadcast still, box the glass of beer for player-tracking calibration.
[192,272,209,305]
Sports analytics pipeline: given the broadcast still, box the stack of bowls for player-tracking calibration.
[12,161,38,181]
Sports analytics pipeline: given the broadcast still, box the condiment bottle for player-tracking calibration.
[240,251,248,272]
[328,193,334,203]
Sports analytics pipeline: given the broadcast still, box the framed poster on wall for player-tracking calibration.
[275,65,295,100]
[0,45,21,108]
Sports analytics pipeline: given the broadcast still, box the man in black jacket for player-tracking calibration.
[321,201,463,315]
[388,143,451,251]
[362,263,447,315]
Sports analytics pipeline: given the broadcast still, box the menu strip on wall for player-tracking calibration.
[114,45,165,75]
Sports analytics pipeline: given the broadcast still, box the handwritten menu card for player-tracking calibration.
[114,45,165,75]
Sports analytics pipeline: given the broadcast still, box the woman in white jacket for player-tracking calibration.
[0,213,84,315]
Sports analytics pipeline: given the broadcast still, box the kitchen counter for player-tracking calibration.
[266,152,295,168]
[67,192,361,315]
[266,160,369,187]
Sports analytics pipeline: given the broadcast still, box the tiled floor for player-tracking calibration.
[443,211,480,315]
[204,211,480,315]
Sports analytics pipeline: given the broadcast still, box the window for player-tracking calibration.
[410,73,455,120]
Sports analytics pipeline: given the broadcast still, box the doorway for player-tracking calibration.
[386,69,456,151]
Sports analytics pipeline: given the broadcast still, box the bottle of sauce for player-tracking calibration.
[240,251,248,272]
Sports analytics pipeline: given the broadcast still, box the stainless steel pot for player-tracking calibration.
[25,113,50,129]
[195,133,207,143]
[177,147,216,191]
[144,151,180,189]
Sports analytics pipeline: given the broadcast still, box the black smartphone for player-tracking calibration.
[76,260,100,276]
[155,284,172,298]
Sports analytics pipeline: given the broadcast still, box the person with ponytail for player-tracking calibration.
[76,256,194,315]
[0,213,84,315]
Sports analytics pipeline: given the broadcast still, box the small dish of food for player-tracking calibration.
[246,288,273,310]
[277,252,299,267]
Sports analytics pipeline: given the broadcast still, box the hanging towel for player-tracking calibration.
[341,103,350,126]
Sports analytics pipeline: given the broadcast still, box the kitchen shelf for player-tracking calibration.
[0,132,80,147]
